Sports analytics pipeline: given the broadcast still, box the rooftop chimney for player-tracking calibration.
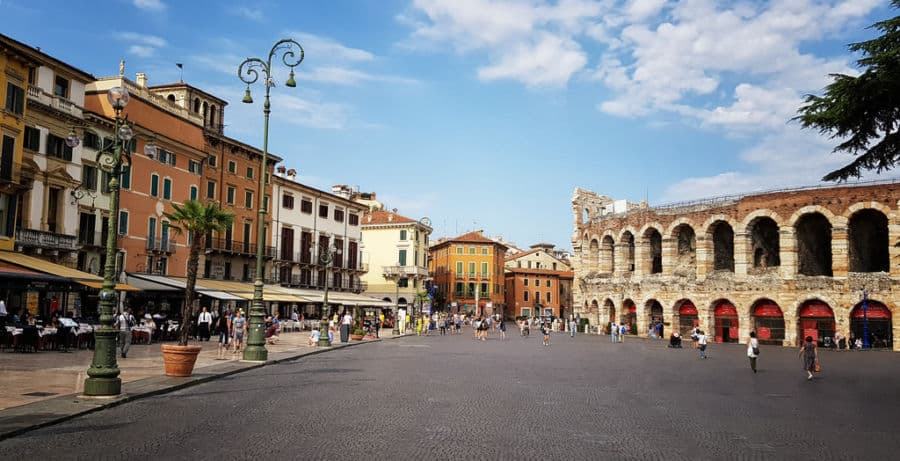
[136,72,147,88]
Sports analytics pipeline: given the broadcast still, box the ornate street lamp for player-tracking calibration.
[238,39,304,362]
[68,86,158,396]
[313,240,341,347]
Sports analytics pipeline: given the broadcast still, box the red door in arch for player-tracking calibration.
[850,301,892,349]
[678,301,698,335]
[798,301,835,347]
[714,301,739,343]
[753,301,784,346]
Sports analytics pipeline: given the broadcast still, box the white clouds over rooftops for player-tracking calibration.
[403,0,886,200]
[116,32,167,58]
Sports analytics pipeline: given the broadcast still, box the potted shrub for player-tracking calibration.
[161,201,235,376]
[350,328,365,340]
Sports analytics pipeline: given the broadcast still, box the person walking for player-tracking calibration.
[340,310,352,343]
[619,323,626,343]
[216,308,231,359]
[231,309,246,354]
[697,330,708,359]
[569,317,577,338]
[611,322,618,343]
[115,308,136,358]
[499,318,507,340]
[747,331,760,373]
[800,336,818,380]
[198,307,212,341]
[541,322,551,347]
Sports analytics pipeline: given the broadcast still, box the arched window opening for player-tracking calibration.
[601,235,615,274]
[646,229,662,274]
[796,213,832,276]
[603,298,616,326]
[167,94,175,103]
[848,209,889,273]
[622,231,635,272]
[588,239,599,272]
[711,221,734,272]
[673,224,696,275]
[750,217,780,269]
[193,98,201,113]
[210,105,218,128]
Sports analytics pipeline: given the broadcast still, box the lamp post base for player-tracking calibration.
[83,377,122,396]
[242,345,267,363]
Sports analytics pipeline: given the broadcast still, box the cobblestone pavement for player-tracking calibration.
[2,330,899,459]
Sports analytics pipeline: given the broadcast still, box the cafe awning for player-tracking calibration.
[0,251,102,281]
[77,280,142,291]
[125,274,181,292]
[0,261,68,282]
[198,290,246,301]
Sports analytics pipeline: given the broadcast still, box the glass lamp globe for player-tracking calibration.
[107,86,130,110]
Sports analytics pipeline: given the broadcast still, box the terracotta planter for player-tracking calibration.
[350,334,364,341]
[161,344,202,377]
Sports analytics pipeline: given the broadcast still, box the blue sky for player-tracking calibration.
[3,0,895,251]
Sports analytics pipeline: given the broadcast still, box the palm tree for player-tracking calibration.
[164,200,235,346]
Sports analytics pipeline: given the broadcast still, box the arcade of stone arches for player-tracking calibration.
[585,297,894,349]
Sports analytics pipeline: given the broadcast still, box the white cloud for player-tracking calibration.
[404,0,603,86]
[478,33,586,87]
[116,32,166,48]
[298,66,419,86]
[287,31,375,63]
[117,32,166,58]
[133,0,165,12]
[625,0,666,22]
[231,6,264,22]
[128,45,156,58]
[277,93,350,130]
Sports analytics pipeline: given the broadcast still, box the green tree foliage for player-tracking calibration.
[164,200,235,345]
[795,1,900,181]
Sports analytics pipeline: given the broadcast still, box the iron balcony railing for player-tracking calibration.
[384,265,430,278]
[205,237,276,258]
[77,230,108,247]
[146,238,177,253]
[16,228,80,251]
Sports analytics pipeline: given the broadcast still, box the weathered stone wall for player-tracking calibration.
[571,183,900,351]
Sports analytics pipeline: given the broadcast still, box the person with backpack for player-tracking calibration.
[747,331,760,373]
[115,308,136,358]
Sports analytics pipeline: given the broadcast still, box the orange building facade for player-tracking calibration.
[429,230,507,317]
[84,75,279,280]
[504,268,574,319]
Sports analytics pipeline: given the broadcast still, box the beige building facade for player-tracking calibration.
[571,183,900,351]
[360,209,431,311]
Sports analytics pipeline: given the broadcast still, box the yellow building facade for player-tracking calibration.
[360,209,432,311]
[430,230,507,316]
[0,37,38,251]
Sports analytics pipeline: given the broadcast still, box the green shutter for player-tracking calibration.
[150,175,158,197]
[121,166,131,189]
[163,178,171,200]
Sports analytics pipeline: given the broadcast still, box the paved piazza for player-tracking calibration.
[2,330,899,459]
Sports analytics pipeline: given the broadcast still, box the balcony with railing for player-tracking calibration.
[452,271,492,280]
[26,86,83,118]
[205,237,276,258]
[146,238,177,254]
[384,265,430,279]
[16,228,81,252]
[77,230,107,248]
